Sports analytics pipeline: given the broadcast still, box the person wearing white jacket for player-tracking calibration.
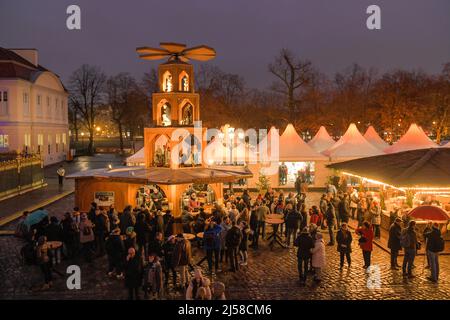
[311,233,326,282]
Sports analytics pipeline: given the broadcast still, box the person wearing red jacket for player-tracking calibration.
[355,221,374,268]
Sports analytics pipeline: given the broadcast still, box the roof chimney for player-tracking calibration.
[10,49,39,67]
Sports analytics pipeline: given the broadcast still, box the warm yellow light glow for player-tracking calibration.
[96,126,101,132]
[341,172,404,191]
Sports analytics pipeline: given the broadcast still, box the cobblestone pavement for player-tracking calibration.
[1,193,449,300]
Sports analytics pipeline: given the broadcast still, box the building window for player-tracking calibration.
[24,133,31,153]
[37,134,43,153]
[0,134,9,148]
[0,90,8,116]
[23,93,30,116]
[180,102,193,125]
[56,134,61,153]
[37,95,43,117]
[62,133,66,152]
[48,135,52,154]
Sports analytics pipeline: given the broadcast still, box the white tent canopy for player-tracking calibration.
[323,123,384,159]
[277,124,326,161]
[126,147,145,166]
[384,123,437,154]
[258,126,280,162]
[364,126,389,150]
[308,126,335,152]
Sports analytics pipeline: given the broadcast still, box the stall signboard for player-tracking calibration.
[94,191,115,206]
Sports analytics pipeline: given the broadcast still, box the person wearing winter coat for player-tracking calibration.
[349,189,359,220]
[119,205,136,235]
[95,210,109,257]
[203,221,222,274]
[401,220,419,278]
[148,232,164,259]
[124,227,138,251]
[134,214,152,258]
[143,254,164,299]
[355,221,374,268]
[107,205,119,232]
[424,223,444,283]
[336,223,352,269]
[325,201,336,246]
[311,233,326,282]
[124,247,143,300]
[388,218,402,269]
[79,213,95,262]
[186,268,212,300]
[284,204,302,247]
[294,227,314,285]
[369,200,382,239]
[106,227,126,279]
[254,202,269,246]
[36,235,52,290]
[171,234,192,289]
[338,194,350,224]
[219,217,232,263]
[225,221,243,272]
[45,216,63,265]
[357,197,368,227]
[239,221,250,266]
[211,281,226,300]
[162,235,177,287]
[61,212,79,259]
[163,210,175,238]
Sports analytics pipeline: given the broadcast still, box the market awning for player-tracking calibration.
[327,148,450,188]
[67,165,253,185]
[407,206,450,221]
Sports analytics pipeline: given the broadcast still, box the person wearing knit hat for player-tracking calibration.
[106,227,125,279]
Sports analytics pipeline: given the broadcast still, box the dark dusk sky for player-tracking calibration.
[1,0,449,89]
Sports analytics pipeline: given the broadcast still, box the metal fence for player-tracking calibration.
[0,154,44,201]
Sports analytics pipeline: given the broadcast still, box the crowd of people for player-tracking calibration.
[16,184,446,299]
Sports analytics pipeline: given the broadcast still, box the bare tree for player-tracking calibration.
[106,73,139,152]
[69,64,106,155]
[268,49,312,119]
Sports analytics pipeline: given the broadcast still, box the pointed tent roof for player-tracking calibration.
[384,123,437,154]
[258,126,280,162]
[277,124,326,161]
[364,126,389,150]
[308,126,335,152]
[323,123,384,159]
[126,147,145,165]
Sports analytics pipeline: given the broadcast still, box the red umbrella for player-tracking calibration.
[407,206,450,221]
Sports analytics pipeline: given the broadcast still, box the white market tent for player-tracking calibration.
[232,143,258,164]
[258,126,280,162]
[278,124,327,161]
[323,123,384,159]
[384,123,438,154]
[126,147,145,166]
[364,126,389,150]
[308,126,335,153]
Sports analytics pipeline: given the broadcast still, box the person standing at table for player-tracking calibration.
[254,201,269,248]
[36,236,52,290]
